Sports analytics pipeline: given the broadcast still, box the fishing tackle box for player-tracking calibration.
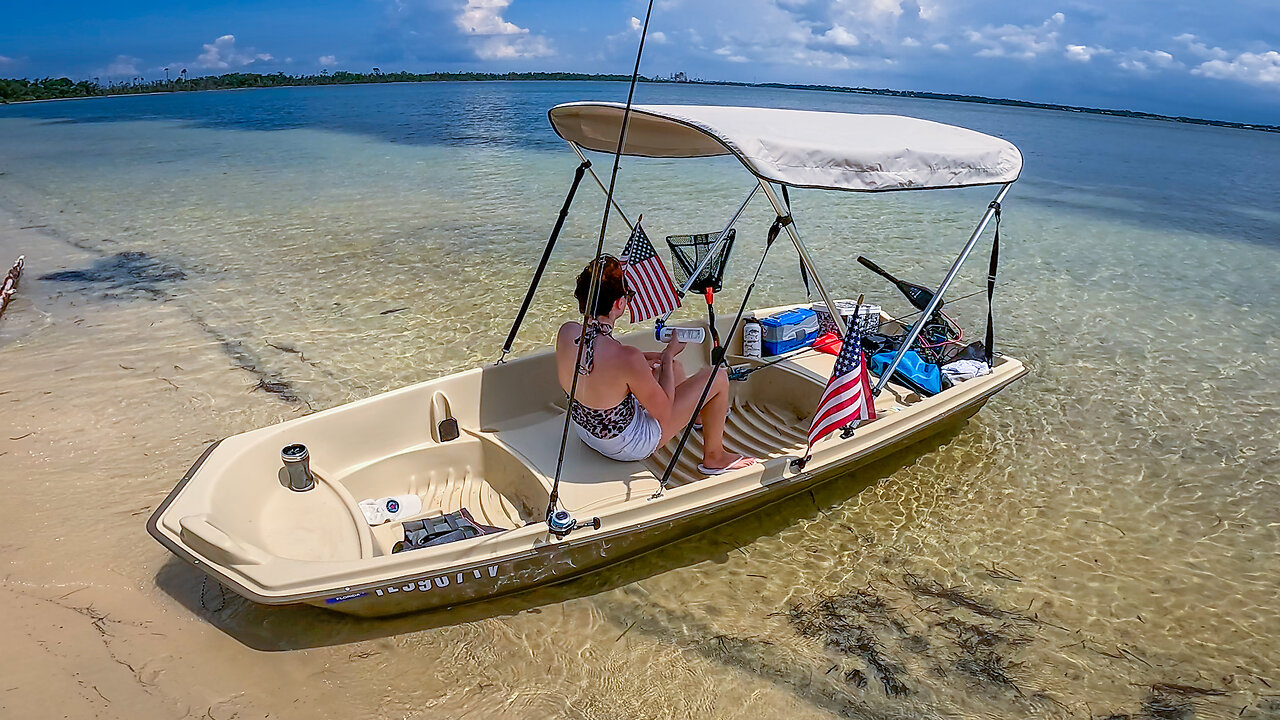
[760,307,819,355]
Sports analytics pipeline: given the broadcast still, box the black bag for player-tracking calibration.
[392,509,500,553]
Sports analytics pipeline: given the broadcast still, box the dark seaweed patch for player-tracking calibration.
[788,592,911,696]
[39,251,185,298]
[1141,691,1193,720]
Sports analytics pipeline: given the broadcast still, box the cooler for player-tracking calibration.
[760,308,819,355]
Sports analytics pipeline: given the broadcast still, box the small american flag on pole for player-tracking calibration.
[621,221,680,323]
[807,317,876,448]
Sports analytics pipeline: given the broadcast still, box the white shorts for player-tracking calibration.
[572,405,663,462]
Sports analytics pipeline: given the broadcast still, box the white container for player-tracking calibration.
[658,326,707,344]
[741,317,762,358]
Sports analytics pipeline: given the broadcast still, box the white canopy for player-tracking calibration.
[548,102,1023,192]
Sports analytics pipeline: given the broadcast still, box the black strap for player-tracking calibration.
[498,160,590,362]
[780,185,811,300]
[984,201,1001,366]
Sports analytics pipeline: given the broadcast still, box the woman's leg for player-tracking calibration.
[661,366,743,469]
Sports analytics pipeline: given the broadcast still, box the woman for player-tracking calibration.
[555,256,756,474]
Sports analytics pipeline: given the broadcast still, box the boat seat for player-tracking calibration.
[484,406,662,513]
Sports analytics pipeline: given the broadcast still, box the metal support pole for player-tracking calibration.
[757,180,849,336]
[872,183,1012,394]
[658,184,758,323]
[570,142,634,231]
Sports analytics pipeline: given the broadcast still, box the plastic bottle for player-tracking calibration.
[742,316,762,358]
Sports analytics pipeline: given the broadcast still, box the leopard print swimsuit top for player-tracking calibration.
[569,392,638,440]
[568,319,637,440]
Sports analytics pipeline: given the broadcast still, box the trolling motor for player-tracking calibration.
[547,509,602,540]
[858,255,961,366]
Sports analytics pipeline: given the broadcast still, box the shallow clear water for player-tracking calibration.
[2,82,1278,719]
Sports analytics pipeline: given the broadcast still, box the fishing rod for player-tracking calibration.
[546,0,655,539]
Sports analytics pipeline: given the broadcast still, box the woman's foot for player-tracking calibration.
[698,454,757,475]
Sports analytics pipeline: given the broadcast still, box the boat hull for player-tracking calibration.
[310,393,989,617]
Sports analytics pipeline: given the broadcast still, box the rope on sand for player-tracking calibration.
[0,255,23,319]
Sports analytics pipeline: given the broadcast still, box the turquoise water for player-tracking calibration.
[2,82,1278,719]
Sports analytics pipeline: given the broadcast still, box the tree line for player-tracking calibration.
[0,71,644,103]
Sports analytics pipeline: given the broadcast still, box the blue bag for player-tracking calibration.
[870,350,942,396]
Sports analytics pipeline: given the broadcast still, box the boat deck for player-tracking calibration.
[645,396,809,486]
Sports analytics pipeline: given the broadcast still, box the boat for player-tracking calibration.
[148,102,1026,618]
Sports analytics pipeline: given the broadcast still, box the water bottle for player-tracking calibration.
[742,316,762,358]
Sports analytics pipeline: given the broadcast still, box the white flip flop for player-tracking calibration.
[698,456,758,475]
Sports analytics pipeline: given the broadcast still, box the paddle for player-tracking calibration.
[857,255,943,315]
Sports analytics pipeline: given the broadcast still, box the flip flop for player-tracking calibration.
[698,455,758,475]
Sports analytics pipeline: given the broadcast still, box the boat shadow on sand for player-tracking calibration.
[154,421,970,652]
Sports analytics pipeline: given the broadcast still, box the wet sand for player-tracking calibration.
[0,208,849,719]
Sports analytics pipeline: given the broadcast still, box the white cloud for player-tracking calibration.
[626,15,666,43]
[97,55,141,77]
[818,24,860,49]
[319,55,337,66]
[1193,50,1280,87]
[453,0,553,59]
[0,55,15,67]
[1064,44,1109,63]
[901,36,921,48]
[196,35,273,70]
[1117,49,1180,74]
[1173,34,1229,61]
[965,12,1064,60]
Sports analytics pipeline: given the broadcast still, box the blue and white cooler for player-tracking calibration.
[759,307,819,355]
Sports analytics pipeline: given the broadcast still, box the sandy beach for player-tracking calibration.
[0,209,347,718]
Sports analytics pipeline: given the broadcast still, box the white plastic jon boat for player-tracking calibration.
[149,103,1026,618]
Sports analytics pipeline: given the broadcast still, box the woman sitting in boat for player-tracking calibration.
[556,257,756,475]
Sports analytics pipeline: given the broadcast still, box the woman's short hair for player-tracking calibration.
[575,256,628,316]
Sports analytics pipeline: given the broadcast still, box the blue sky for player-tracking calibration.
[2,0,1278,124]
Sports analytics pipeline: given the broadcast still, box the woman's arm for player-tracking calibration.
[627,339,684,426]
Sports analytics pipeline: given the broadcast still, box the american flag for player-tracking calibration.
[621,222,680,323]
[807,320,876,448]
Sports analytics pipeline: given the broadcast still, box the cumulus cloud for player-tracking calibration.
[965,12,1064,60]
[1193,50,1280,87]
[319,55,337,66]
[97,55,141,77]
[1173,34,1229,61]
[626,16,667,44]
[453,0,554,60]
[1064,44,1109,63]
[1117,49,1180,74]
[196,35,273,70]
[818,24,860,49]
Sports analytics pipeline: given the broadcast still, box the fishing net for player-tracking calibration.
[666,229,736,294]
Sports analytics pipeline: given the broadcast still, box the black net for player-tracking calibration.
[665,229,736,294]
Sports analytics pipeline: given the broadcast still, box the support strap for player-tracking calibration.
[654,214,788,497]
[781,186,811,300]
[984,200,1001,366]
[498,160,591,363]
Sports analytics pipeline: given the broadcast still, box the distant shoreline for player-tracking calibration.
[3,70,1276,134]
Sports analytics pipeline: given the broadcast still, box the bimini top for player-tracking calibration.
[549,102,1023,192]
